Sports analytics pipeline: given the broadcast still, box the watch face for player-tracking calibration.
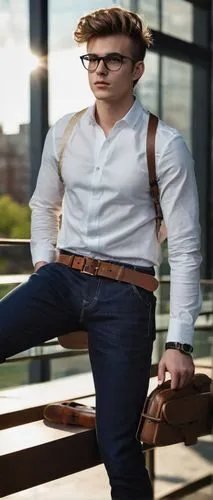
[183,343,193,353]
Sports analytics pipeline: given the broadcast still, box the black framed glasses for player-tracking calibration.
[80,52,135,72]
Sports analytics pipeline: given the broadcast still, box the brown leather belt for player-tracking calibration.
[57,254,158,292]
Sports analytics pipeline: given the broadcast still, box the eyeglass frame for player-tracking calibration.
[80,52,136,72]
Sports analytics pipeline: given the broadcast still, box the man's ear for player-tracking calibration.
[133,61,144,83]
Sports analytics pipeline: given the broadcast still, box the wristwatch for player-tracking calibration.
[165,342,193,355]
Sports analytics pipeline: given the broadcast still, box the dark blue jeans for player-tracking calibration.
[0,261,156,499]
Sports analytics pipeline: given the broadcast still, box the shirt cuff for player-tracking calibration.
[166,317,194,346]
[30,246,57,267]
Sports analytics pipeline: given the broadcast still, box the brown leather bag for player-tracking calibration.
[137,373,213,446]
[43,373,213,447]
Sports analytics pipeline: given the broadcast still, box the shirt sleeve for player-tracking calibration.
[158,133,202,346]
[29,124,64,266]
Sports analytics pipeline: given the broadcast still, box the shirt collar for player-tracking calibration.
[87,103,97,126]
[122,97,143,129]
[87,97,143,129]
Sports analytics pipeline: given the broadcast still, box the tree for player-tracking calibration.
[0,194,30,238]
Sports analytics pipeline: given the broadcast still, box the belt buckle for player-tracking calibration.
[81,257,100,276]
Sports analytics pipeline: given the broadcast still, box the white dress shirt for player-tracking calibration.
[29,98,202,346]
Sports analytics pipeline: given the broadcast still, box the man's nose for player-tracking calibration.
[96,59,108,74]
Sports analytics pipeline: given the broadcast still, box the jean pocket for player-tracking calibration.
[149,296,157,341]
[130,285,156,341]
[129,284,155,308]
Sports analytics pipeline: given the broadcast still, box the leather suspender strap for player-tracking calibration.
[58,108,88,182]
[146,113,163,236]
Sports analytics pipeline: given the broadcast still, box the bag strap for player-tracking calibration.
[58,108,88,182]
[146,113,163,236]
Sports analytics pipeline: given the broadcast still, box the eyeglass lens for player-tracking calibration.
[82,54,124,72]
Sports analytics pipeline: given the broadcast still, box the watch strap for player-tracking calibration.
[165,342,193,354]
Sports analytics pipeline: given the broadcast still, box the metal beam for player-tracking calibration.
[185,0,211,10]
[192,5,212,278]
[150,30,211,67]
[29,0,48,197]
[29,1,49,383]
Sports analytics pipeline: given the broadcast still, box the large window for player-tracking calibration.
[162,0,193,42]
[0,0,32,283]
[121,0,159,30]
[135,0,159,30]
[162,58,192,149]
[0,0,31,204]
[136,52,159,115]
[49,0,118,124]
[122,1,193,42]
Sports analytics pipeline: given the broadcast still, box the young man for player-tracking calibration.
[0,7,201,500]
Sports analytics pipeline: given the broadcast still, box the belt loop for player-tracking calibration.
[116,265,124,281]
[68,255,74,267]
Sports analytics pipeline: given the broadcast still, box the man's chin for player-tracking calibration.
[93,89,115,102]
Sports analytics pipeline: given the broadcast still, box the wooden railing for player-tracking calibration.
[1,357,212,499]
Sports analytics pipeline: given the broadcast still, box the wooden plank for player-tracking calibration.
[0,372,160,430]
[0,421,101,497]
[0,373,95,430]
[0,373,94,414]
[1,363,210,432]
[194,357,212,378]
[1,419,89,455]
[0,395,97,431]
[194,356,212,368]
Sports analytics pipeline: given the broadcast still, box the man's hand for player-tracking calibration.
[34,261,48,272]
[158,349,195,390]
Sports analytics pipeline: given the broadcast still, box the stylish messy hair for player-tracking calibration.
[73,6,152,62]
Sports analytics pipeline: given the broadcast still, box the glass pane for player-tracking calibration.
[0,0,30,204]
[49,0,119,124]
[136,52,159,115]
[162,0,193,42]
[51,353,91,380]
[162,57,192,150]
[0,1,31,278]
[121,0,159,30]
[136,0,159,30]
[0,360,30,389]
